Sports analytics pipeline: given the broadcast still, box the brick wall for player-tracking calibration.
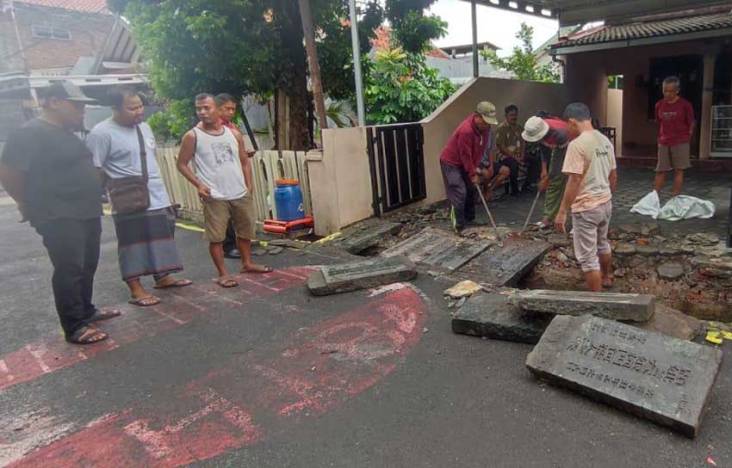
[12,3,114,72]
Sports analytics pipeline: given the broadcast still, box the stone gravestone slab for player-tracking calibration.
[382,227,492,271]
[465,238,551,287]
[526,315,723,437]
[307,256,417,296]
[514,290,655,322]
[452,293,552,344]
[335,220,402,254]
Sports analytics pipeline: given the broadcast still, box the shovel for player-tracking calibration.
[474,184,502,242]
[521,189,542,233]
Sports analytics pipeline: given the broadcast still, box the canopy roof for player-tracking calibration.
[462,0,732,26]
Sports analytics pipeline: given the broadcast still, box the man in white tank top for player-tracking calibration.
[177,94,271,288]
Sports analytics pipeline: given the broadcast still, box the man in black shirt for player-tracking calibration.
[0,81,119,345]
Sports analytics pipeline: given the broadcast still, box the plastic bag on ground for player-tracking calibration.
[630,190,660,219]
[657,195,715,221]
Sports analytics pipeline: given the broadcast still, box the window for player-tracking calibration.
[31,24,71,40]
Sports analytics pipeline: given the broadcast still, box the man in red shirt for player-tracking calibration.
[440,101,503,233]
[654,76,695,196]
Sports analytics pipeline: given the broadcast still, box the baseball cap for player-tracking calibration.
[41,81,97,103]
[522,116,550,142]
[476,101,498,125]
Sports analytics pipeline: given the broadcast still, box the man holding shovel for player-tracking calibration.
[440,101,506,234]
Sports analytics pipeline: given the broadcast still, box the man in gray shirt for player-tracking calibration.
[87,88,192,306]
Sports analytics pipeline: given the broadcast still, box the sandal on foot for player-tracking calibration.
[215,277,239,288]
[67,326,108,345]
[241,265,273,274]
[128,295,161,307]
[88,308,122,323]
[153,278,193,290]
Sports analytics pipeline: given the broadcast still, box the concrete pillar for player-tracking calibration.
[699,51,716,160]
[471,0,478,78]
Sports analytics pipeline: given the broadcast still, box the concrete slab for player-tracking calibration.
[334,220,402,254]
[526,315,724,438]
[382,227,492,271]
[466,238,550,287]
[514,289,655,322]
[452,293,552,344]
[307,256,417,296]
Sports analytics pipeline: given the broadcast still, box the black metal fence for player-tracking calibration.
[366,123,427,216]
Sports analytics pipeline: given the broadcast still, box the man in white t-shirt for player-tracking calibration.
[555,102,618,292]
[88,88,192,307]
[177,94,271,288]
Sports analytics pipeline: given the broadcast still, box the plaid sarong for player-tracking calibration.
[113,207,183,281]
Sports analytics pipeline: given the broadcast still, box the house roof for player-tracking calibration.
[15,0,110,14]
[553,11,732,53]
[464,0,732,26]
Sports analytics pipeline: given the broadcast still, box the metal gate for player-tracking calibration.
[366,123,427,216]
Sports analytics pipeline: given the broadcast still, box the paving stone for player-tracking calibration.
[657,262,685,280]
[468,238,551,287]
[547,233,571,248]
[526,315,723,438]
[615,243,636,256]
[514,290,655,322]
[686,232,720,246]
[452,294,552,344]
[336,220,401,254]
[382,227,492,271]
[635,245,659,256]
[637,304,703,341]
[307,256,417,296]
[658,246,682,257]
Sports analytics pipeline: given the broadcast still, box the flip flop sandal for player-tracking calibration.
[67,326,108,345]
[88,308,122,323]
[215,277,239,288]
[128,296,161,307]
[241,265,274,274]
[153,279,193,290]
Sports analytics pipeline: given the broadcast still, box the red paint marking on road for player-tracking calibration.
[0,268,309,393]
[8,390,262,468]
[6,283,426,467]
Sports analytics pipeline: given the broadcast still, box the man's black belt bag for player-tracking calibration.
[106,125,150,214]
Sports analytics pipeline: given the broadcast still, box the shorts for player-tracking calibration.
[571,200,612,272]
[203,195,256,243]
[656,143,691,172]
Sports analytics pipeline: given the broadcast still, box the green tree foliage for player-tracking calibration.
[365,48,454,124]
[385,0,447,54]
[110,0,383,144]
[481,23,559,83]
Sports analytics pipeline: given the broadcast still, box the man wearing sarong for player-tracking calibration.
[87,88,192,306]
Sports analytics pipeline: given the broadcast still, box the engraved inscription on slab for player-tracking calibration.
[526,315,723,438]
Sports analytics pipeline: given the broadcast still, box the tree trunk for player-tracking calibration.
[297,0,328,135]
[275,0,311,151]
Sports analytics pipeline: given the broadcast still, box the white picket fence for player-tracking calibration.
[156,145,312,225]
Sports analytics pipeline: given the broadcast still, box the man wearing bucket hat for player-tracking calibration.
[439,101,508,234]
[522,113,573,229]
[0,81,120,345]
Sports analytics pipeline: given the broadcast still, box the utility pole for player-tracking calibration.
[349,0,366,126]
[297,0,328,134]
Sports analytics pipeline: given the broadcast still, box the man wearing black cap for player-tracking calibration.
[0,81,119,345]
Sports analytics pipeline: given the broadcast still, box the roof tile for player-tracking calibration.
[556,12,732,48]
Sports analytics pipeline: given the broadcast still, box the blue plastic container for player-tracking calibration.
[274,179,305,221]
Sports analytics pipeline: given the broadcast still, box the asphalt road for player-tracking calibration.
[0,198,729,468]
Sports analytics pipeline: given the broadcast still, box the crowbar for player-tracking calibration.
[474,184,502,242]
[521,189,542,233]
